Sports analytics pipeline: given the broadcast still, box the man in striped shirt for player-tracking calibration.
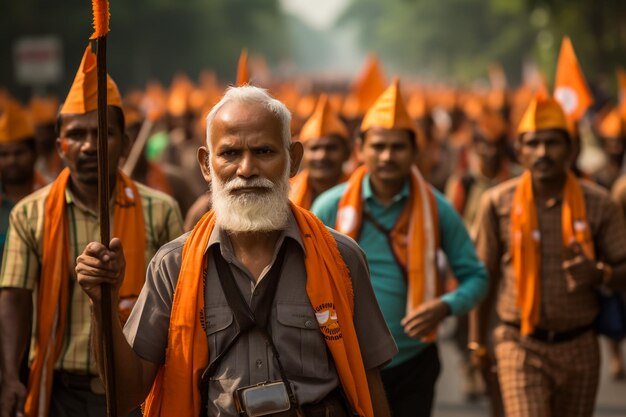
[0,46,183,417]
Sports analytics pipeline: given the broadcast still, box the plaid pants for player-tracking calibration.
[493,324,599,417]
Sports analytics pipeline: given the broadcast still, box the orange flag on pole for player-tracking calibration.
[554,36,593,122]
[236,48,249,86]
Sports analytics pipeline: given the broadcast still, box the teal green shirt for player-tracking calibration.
[311,174,488,367]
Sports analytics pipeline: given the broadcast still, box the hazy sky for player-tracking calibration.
[279,0,350,29]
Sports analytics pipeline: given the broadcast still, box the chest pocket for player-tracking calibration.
[205,305,237,380]
[273,303,331,378]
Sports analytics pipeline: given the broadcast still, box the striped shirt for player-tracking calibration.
[0,180,184,374]
[475,176,626,331]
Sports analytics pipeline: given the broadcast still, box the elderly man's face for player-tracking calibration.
[198,100,302,232]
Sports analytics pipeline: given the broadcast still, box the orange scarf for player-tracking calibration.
[511,171,594,335]
[26,168,146,417]
[289,169,314,209]
[335,165,441,339]
[143,204,374,417]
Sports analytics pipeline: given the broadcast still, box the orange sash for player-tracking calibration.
[143,204,374,417]
[25,167,146,417]
[335,165,441,337]
[511,171,594,335]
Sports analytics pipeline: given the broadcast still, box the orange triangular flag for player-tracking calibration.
[299,95,349,142]
[61,46,122,114]
[353,54,387,115]
[236,48,249,86]
[361,77,417,135]
[554,36,593,122]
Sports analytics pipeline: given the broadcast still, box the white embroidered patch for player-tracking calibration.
[125,187,134,200]
[337,206,357,234]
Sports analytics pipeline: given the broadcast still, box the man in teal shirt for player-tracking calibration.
[312,79,487,417]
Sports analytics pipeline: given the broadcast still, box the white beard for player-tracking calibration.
[210,163,291,233]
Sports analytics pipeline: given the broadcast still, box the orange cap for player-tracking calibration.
[167,74,194,117]
[360,77,417,135]
[299,95,349,142]
[0,98,35,143]
[517,92,568,135]
[597,108,623,138]
[475,109,506,142]
[29,96,59,125]
[61,46,123,114]
[124,105,143,127]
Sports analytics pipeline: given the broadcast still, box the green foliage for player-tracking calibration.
[339,0,624,88]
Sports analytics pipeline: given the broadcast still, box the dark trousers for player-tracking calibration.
[381,344,441,417]
[49,372,142,417]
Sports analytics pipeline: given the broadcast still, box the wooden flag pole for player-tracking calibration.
[92,0,117,416]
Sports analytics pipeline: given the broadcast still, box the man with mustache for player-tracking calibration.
[312,79,488,417]
[0,98,47,262]
[470,93,626,417]
[0,46,183,417]
[289,94,351,209]
[74,86,397,417]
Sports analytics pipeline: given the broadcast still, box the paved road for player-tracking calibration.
[432,321,626,417]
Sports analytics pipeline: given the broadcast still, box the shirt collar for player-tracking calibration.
[205,210,306,260]
[362,173,411,204]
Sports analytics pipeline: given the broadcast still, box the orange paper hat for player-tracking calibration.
[236,48,249,86]
[29,96,59,125]
[61,46,122,115]
[554,36,593,122]
[597,108,623,138]
[475,109,506,142]
[167,74,194,116]
[517,92,568,135]
[361,77,417,135]
[299,95,349,142]
[0,98,35,143]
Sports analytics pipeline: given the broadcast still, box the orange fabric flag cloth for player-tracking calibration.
[335,165,441,338]
[25,168,146,417]
[511,171,594,335]
[554,36,593,124]
[143,204,374,417]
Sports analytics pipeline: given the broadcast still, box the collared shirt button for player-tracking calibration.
[256,359,263,368]
[304,320,314,328]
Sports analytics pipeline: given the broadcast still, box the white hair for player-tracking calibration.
[205,85,292,152]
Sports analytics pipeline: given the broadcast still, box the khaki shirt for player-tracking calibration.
[475,177,626,331]
[0,181,184,374]
[124,213,397,416]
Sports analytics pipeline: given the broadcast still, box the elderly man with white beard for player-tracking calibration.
[74,86,397,417]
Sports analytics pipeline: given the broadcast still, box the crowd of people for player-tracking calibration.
[0,35,625,417]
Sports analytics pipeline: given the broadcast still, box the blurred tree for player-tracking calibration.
[0,0,288,98]
[339,0,623,89]
[338,0,537,84]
